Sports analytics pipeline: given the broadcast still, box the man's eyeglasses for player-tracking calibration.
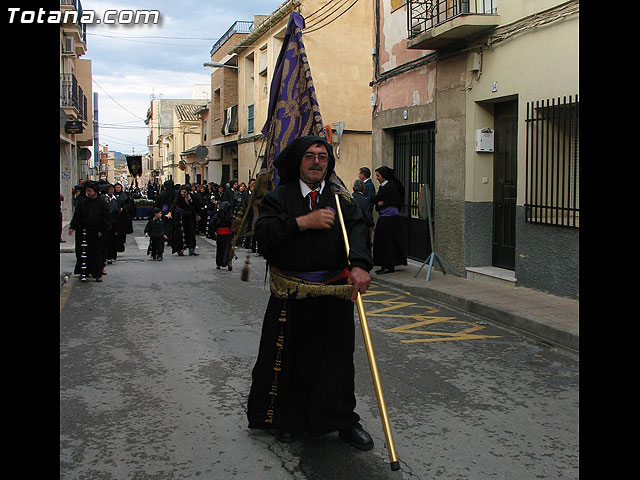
[303,152,329,162]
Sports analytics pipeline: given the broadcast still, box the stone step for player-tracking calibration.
[465,266,516,287]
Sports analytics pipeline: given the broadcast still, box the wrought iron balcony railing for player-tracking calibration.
[60,73,88,122]
[60,0,87,44]
[408,0,498,38]
[210,21,253,56]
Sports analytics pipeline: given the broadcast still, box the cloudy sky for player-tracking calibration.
[83,0,285,155]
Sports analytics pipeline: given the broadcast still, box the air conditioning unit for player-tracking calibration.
[63,37,75,55]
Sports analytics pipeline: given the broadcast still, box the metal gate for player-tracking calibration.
[393,125,435,261]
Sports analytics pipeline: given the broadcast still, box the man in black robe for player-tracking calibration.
[247,136,374,450]
[68,181,111,282]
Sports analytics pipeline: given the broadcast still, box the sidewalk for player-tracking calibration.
[60,222,578,353]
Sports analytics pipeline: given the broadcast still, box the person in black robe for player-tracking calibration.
[154,179,177,247]
[102,185,120,264]
[194,184,209,235]
[247,135,374,451]
[113,182,130,253]
[209,201,234,269]
[68,181,111,282]
[370,166,408,274]
[170,184,200,256]
[204,188,219,239]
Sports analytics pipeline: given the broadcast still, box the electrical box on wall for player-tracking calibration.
[475,128,494,152]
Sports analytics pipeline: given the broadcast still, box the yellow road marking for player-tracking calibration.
[363,288,500,343]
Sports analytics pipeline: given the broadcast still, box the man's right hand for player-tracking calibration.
[296,208,335,231]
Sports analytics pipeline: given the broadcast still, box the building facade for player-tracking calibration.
[225,0,374,188]
[203,20,254,186]
[373,0,579,298]
[59,0,93,223]
[145,99,208,185]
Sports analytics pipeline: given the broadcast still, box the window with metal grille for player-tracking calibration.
[525,95,579,228]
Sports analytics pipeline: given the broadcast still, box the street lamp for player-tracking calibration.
[203,61,238,70]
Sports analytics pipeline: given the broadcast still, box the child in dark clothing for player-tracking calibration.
[145,207,167,260]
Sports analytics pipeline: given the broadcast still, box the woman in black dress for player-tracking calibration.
[370,166,407,274]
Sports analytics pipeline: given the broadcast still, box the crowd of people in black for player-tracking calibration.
[151,178,259,268]
[66,179,136,282]
[65,177,262,281]
[65,165,409,282]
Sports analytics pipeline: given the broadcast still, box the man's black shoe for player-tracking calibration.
[339,423,374,450]
[274,430,297,443]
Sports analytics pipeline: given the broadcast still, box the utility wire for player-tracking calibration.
[87,32,212,47]
[99,133,148,147]
[303,0,359,34]
[303,0,339,22]
[87,31,219,40]
[93,78,147,121]
[304,0,351,29]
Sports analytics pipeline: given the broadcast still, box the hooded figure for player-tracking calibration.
[68,181,111,281]
[370,166,407,274]
[273,135,335,185]
[247,135,374,449]
[113,182,130,250]
[170,184,200,256]
[102,185,120,263]
[154,179,177,247]
[210,200,234,270]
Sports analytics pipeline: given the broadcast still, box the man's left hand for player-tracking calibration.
[348,266,370,301]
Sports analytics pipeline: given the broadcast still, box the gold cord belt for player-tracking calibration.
[269,269,353,301]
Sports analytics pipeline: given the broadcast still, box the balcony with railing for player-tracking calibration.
[210,21,253,56]
[60,73,88,123]
[407,0,500,50]
[60,0,87,52]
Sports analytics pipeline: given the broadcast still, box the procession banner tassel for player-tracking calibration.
[241,253,250,282]
[334,194,400,471]
[80,228,88,281]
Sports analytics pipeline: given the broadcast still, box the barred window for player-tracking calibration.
[525,95,579,228]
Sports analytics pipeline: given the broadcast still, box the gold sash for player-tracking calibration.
[269,269,353,301]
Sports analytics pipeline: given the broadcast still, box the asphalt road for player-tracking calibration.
[60,221,579,479]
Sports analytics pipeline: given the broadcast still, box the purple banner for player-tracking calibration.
[261,12,324,182]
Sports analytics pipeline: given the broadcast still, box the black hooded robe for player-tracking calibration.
[170,190,198,253]
[70,190,111,279]
[103,194,120,261]
[209,201,233,267]
[114,185,130,252]
[154,180,177,246]
[370,173,408,270]
[247,136,373,436]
